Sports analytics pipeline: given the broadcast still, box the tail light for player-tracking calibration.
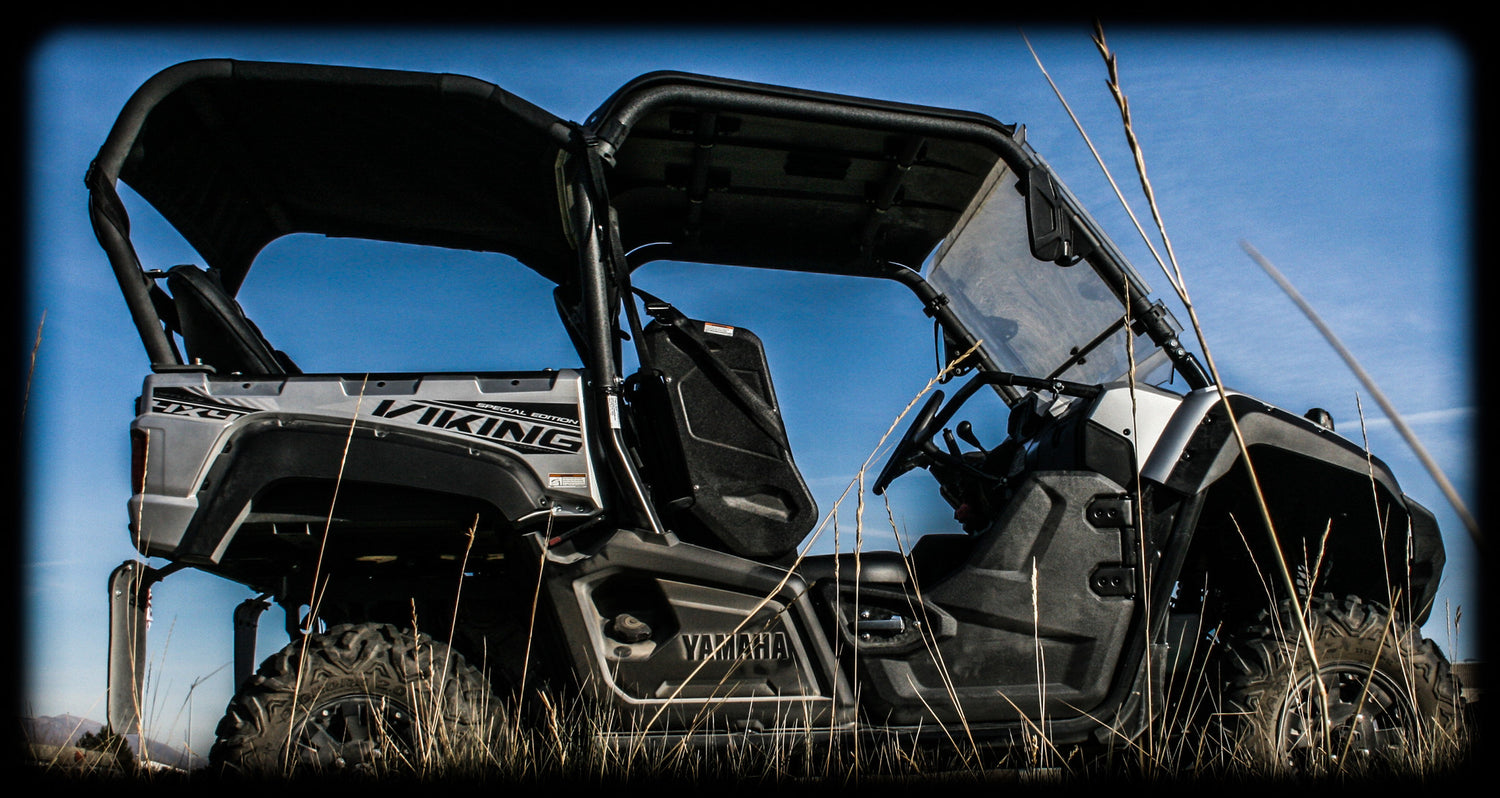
[130,428,149,494]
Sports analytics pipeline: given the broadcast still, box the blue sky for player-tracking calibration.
[22,26,1477,759]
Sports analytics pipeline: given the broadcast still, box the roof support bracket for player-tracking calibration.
[859,135,925,254]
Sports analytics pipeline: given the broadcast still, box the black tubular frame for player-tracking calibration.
[581,71,1209,396]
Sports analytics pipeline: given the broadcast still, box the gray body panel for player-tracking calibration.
[129,369,600,560]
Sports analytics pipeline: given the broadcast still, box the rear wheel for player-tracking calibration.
[210,622,497,774]
[1218,594,1463,774]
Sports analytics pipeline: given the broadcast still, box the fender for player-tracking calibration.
[175,414,558,566]
[1149,391,1442,623]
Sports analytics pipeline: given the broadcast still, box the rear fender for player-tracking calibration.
[177,414,556,564]
[128,370,603,567]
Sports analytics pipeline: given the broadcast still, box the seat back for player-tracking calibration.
[627,308,817,559]
[166,265,298,376]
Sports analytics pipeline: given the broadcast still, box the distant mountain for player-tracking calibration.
[21,714,208,771]
[21,714,100,748]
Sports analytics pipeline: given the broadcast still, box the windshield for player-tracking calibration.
[926,161,1176,387]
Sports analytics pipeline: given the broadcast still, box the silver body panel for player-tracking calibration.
[128,368,601,559]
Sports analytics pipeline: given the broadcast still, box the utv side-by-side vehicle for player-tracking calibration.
[90,59,1460,772]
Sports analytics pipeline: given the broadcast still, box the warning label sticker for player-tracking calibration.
[548,474,589,489]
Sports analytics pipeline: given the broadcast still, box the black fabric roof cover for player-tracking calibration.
[94,61,1027,293]
[92,59,577,294]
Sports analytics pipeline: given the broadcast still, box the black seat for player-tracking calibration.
[797,534,974,587]
[165,265,298,376]
[796,551,910,585]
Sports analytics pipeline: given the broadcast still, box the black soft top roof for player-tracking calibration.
[90,59,577,294]
[91,60,1030,293]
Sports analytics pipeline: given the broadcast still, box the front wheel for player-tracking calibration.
[210,623,497,774]
[1217,594,1464,775]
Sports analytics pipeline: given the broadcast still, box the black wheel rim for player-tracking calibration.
[1278,660,1419,767]
[294,693,415,769]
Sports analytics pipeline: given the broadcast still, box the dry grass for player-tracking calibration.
[29,661,1468,785]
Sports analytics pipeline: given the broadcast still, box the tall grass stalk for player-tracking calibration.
[851,469,865,775]
[1032,21,1311,710]
[23,309,44,421]
[127,440,150,748]
[882,496,980,768]
[282,373,369,771]
[1029,558,1048,768]
[164,664,227,766]
[1085,27,1320,699]
[1240,240,1480,550]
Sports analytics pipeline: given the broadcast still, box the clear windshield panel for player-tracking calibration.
[925,162,1175,386]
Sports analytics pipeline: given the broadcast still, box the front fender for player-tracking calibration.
[1153,391,1443,624]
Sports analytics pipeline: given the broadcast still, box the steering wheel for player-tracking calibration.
[871,390,946,496]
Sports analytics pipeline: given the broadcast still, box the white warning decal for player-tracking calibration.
[548,474,588,489]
